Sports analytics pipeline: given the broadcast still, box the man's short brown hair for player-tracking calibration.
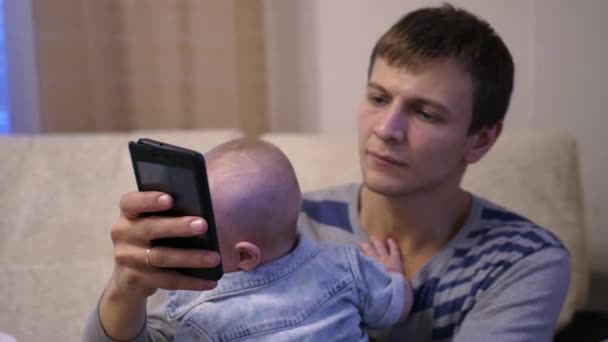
[368,3,514,134]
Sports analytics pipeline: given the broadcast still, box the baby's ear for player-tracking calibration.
[235,241,262,271]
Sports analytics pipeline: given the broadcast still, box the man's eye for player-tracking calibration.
[418,111,436,122]
[368,95,388,106]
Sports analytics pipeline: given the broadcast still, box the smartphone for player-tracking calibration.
[128,138,223,281]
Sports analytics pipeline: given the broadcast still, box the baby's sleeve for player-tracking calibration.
[349,248,409,329]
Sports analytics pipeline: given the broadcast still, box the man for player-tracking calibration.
[84,4,569,342]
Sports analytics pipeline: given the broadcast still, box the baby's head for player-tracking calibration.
[205,138,302,273]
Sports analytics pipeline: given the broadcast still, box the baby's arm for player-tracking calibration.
[359,237,413,321]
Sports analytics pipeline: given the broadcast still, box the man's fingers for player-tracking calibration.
[141,216,208,242]
[111,216,207,246]
[119,191,173,219]
[115,243,220,269]
[145,246,221,269]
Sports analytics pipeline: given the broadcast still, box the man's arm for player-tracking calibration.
[83,290,175,342]
[454,247,570,342]
[82,192,218,341]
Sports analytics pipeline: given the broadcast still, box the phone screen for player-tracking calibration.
[136,160,202,218]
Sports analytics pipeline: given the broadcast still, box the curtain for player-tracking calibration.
[29,0,267,136]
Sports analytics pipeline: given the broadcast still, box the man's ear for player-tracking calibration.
[235,241,262,271]
[464,121,503,164]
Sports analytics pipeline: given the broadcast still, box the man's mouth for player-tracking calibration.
[366,150,406,166]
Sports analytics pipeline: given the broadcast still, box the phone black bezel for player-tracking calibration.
[128,138,223,281]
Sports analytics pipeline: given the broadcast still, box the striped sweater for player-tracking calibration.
[299,183,570,342]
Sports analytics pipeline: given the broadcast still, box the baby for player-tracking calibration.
[165,138,412,341]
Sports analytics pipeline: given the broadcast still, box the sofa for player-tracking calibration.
[0,129,588,341]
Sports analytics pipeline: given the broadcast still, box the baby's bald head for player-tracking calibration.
[206,139,301,261]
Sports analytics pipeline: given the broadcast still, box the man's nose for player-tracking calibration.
[374,106,406,142]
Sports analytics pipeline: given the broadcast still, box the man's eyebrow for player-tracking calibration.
[366,81,387,93]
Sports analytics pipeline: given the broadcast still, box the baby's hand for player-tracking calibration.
[359,237,403,274]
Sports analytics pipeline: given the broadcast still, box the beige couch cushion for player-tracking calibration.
[0,129,242,342]
[262,129,588,330]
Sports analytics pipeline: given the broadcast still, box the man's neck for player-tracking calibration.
[359,183,471,257]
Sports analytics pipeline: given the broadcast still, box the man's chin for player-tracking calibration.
[363,176,413,198]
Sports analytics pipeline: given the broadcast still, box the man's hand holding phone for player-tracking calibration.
[99,191,220,341]
[98,139,223,340]
[108,191,220,299]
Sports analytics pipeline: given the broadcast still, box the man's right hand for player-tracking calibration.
[108,191,220,299]
[96,191,220,341]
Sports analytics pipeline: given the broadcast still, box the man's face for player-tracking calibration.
[358,57,478,197]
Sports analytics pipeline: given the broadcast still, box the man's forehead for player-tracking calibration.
[368,57,474,120]
[370,58,472,96]
[371,57,470,81]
